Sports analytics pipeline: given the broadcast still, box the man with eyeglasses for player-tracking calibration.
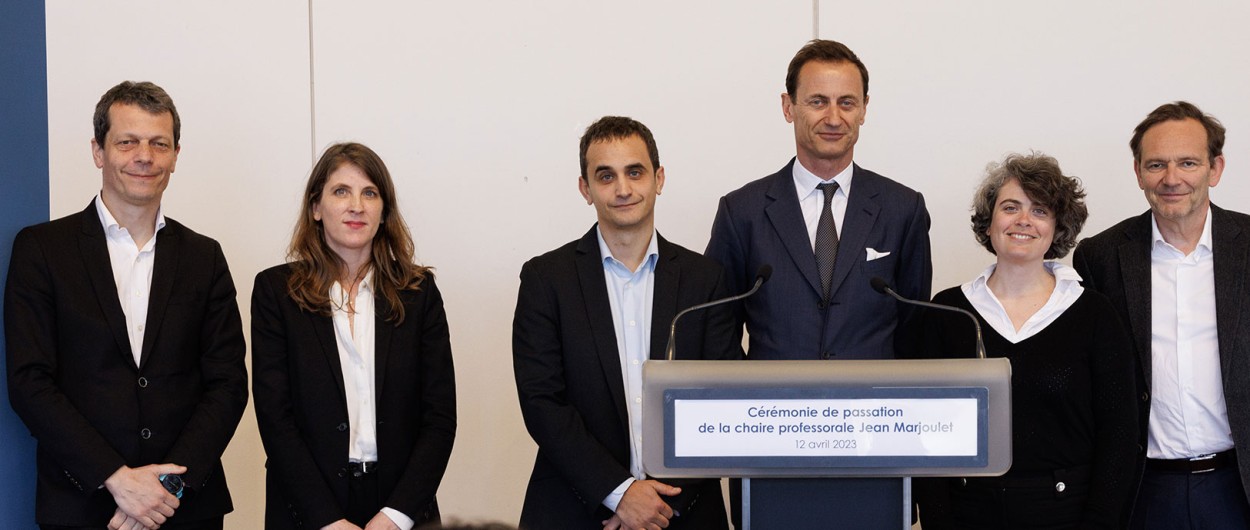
[1074,101,1250,529]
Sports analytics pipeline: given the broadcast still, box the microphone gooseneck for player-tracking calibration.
[870,276,987,360]
[664,265,771,361]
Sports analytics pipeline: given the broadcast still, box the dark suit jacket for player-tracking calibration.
[1073,205,1250,508]
[251,263,456,529]
[512,227,741,529]
[705,160,932,360]
[4,202,247,526]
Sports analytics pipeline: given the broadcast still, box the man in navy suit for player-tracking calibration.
[5,81,247,530]
[1074,101,1250,529]
[704,39,932,526]
[705,39,931,362]
[513,116,739,529]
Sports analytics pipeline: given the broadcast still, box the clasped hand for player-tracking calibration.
[602,479,681,530]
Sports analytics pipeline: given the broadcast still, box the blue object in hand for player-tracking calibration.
[159,473,184,499]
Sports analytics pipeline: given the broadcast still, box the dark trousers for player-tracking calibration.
[42,517,223,530]
[1129,466,1250,529]
[346,469,383,527]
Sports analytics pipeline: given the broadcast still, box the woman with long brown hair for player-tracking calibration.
[252,143,455,530]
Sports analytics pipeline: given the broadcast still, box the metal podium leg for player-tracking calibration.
[742,478,751,530]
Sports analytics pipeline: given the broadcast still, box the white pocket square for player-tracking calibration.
[865,248,892,261]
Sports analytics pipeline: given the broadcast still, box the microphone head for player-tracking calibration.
[870,276,890,294]
[755,264,773,283]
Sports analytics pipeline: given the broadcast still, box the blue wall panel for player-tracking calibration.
[1,0,49,527]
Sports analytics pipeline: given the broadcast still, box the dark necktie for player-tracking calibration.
[815,182,840,299]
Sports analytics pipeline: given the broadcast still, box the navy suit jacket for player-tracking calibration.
[5,202,248,526]
[1073,205,1250,507]
[251,264,456,529]
[513,227,741,529]
[705,160,932,360]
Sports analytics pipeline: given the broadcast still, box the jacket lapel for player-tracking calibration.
[764,161,823,297]
[76,203,136,369]
[1211,205,1247,380]
[1119,212,1155,387]
[373,293,395,400]
[650,235,679,360]
[829,165,881,297]
[307,310,349,400]
[139,223,178,368]
[575,227,630,429]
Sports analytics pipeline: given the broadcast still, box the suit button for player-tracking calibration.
[140,428,151,440]
[821,351,832,360]
[337,468,346,478]
[1055,481,1066,493]
[337,422,348,432]
[817,300,828,309]
[1140,391,1149,402]
[138,377,148,388]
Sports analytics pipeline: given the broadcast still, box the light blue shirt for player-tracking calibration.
[597,227,659,512]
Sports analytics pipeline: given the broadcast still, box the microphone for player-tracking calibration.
[664,265,772,361]
[870,277,987,359]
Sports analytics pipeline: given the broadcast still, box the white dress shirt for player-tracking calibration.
[95,194,165,366]
[793,159,853,252]
[597,228,659,513]
[1146,209,1233,459]
[329,272,413,530]
[961,262,1084,343]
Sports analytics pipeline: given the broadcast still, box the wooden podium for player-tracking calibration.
[642,359,1012,530]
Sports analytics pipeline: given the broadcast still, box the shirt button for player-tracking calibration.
[137,325,144,332]
[632,360,639,365]
[635,397,642,403]
[629,320,636,327]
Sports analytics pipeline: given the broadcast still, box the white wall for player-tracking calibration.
[43,1,1250,526]
[824,1,1250,287]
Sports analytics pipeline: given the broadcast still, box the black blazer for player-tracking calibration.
[512,227,741,529]
[5,202,248,526]
[1073,205,1250,508]
[705,160,932,360]
[251,263,456,529]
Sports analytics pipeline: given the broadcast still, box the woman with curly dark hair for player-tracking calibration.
[915,153,1137,529]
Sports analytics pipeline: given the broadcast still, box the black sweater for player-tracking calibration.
[915,287,1138,529]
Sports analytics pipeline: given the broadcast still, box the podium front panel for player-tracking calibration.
[642,359,1012,478]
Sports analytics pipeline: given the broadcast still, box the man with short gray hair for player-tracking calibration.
[6,81,247,530]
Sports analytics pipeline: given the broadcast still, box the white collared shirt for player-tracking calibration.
[793,159,854,252]
[328,273,413,530]
[95,193,165,366]
[596,227,659,512]
[1146,208,1233,459]
[961,262,1084,343]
